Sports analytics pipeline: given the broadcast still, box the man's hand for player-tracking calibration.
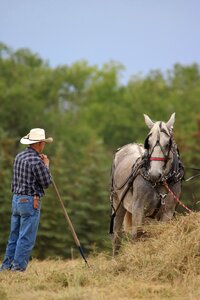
[40,154,50,168]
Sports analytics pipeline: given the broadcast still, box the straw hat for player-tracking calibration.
[20,128,53,145]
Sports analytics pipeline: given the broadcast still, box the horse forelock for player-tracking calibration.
[149,121,170,142]
[149,122,161,141]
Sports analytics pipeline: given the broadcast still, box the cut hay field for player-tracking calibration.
[1,212,200,300]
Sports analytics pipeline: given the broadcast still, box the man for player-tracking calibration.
[0,128,53,272]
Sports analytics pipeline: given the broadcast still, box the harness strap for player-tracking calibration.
[109,160,144,234]
[149,157,166,161]
[109,178,134,234]
[114,157,141,190]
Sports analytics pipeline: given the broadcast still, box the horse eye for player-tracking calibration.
[164,142,171,151]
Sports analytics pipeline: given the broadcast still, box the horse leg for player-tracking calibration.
[158,197,177,221]
[159,183,181,221]
[131,198,144,240]
[112,205,126,256]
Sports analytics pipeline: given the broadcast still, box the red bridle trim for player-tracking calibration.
[149,157,166,161]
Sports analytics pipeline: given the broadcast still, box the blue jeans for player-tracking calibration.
[1,194,40,271]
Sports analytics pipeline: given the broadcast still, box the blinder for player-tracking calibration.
[168,138,172,151]
[144,135,150,150]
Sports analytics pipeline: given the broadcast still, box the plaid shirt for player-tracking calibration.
[12,147,52,197]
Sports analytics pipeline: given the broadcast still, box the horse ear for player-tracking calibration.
[166,112,176,130]
[144,114,154,129]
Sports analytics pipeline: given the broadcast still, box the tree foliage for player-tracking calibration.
[0,43,200,258]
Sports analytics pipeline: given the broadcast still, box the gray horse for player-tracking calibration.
[110,113,184,255]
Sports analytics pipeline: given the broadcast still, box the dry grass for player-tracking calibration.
[1,212,200,299]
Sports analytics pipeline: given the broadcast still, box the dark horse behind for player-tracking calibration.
[110,113,184,255]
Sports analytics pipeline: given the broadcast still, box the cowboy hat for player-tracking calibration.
[20,128,53,145]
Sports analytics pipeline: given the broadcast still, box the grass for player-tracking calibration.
[1,212,200,299]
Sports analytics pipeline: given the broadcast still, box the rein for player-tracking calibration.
[184,167,200,182]
[185,173,200,182]
[163,180,192,214]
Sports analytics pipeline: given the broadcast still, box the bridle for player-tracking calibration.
[141,125,176,185]
[144,126,172,165]
[149,139,171,162]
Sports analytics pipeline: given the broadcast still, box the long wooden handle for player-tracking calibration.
[52,178,89,266]
[51,178,81,247]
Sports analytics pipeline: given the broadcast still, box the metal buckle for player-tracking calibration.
[160,193,167,205]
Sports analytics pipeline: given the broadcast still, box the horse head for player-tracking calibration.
[143,113,175,182]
